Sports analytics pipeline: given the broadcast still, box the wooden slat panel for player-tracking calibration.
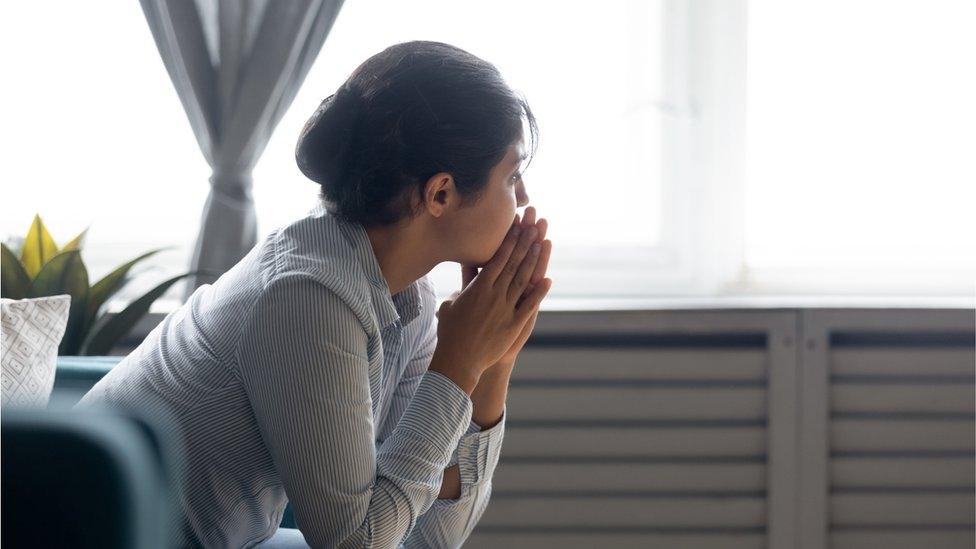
[830,530,975,549]
[830,493,975,526]
[465,532,766,549]
[479,496,766,528]
[506,387,765,420]
[832,457,975,488]
[503,427,766,457]
[832,348,976,377]
[493,463,766,492]
[831,420,975,452]
[515,348,767,381]
[832,384,975,414]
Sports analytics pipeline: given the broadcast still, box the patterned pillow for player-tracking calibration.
[1,294,71,409]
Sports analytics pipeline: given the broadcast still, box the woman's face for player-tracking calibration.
[453,142,530,267]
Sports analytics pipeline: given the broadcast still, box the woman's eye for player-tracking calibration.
[510,171,521,185]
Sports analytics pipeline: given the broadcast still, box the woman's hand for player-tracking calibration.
[431,212,552,390]
[493,207,551,366]
[448,207,552,369]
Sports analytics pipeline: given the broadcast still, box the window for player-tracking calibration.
[743,0,976,295]
[1,1,209,305]
[3,1,971,314]
[257,0,680,300]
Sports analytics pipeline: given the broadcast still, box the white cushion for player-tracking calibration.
[1,294,71,409]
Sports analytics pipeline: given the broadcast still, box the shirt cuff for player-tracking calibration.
[446,419,483,467]
[387,370,474,465]
[454,405,506,497]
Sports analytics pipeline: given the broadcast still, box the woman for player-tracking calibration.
[76,40,552,548]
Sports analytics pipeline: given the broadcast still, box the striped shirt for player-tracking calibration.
[74,201,506,548]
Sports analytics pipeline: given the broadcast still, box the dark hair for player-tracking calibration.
[295,40,538,228]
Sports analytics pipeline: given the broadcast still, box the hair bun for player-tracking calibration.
[295,86,364,188]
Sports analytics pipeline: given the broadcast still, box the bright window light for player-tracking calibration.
[744,0,976,294]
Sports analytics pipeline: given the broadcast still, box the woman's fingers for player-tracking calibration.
[481,222,522,283]
[482,209,549,304]
[496,225,538,290]
[514,211,550,290]
[529,239,552,286]
[531,219,549,285]
[515,277,552,324]
[508,239,543,302]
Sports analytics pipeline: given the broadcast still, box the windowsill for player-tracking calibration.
[522,294,975,311]
[139,293,975,316]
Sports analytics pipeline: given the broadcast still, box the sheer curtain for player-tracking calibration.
[138,0,345,301]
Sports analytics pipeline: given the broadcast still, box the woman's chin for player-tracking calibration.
[459,246,501,269]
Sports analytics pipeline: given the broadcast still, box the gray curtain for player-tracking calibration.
[139,0,345,302]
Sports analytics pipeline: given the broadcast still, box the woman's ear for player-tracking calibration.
[423,172,456,218]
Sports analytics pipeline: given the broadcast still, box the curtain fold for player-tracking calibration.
[138,0,345,302]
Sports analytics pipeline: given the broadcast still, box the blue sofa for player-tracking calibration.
[51,357,295,529]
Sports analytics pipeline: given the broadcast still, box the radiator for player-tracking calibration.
[464,307,975,549]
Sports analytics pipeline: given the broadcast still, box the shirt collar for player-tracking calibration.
[323,205,424,329]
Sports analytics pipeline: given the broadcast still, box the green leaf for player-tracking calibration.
[62,226,90,252]
[21,214,60,278]
[86,247,174,330]
[25,249,90,356]
[81,271,198,356]
[27,249,86,298]
[1,243,31,299]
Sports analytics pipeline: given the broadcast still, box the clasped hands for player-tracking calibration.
[448,206,552,372]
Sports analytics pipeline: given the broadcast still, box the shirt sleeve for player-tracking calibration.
[379,294,506,548]
[400,410,505,549]
[234,275,475,548]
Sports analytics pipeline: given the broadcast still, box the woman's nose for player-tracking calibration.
[516,179,529,207]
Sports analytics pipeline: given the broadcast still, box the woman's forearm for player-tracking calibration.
[436,361,513,500]
[470,361,513,429]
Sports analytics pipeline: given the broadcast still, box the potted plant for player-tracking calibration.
[1,214,214,356]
